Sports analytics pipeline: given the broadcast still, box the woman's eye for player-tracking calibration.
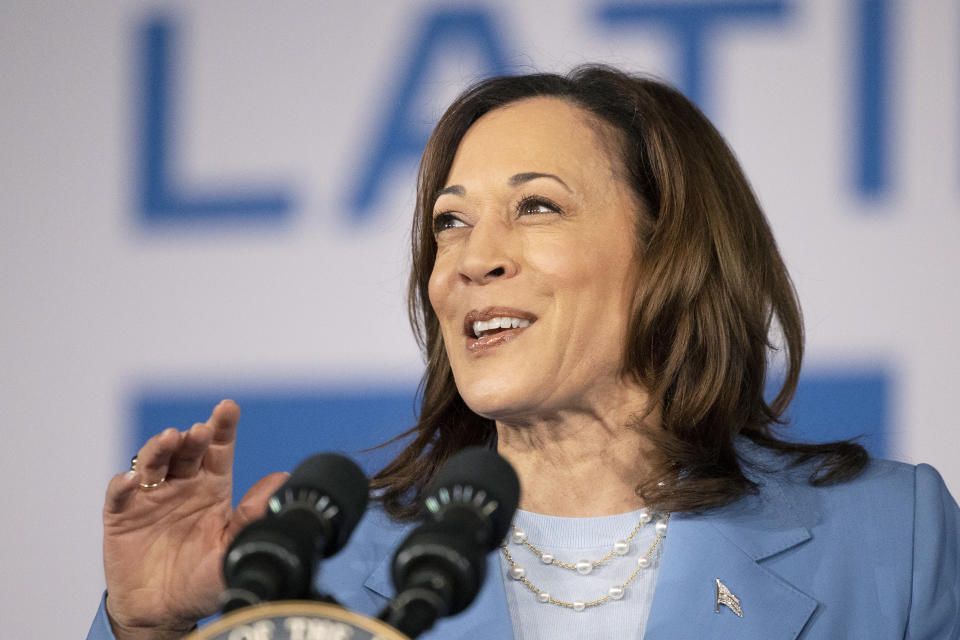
[517,197,561,217]
[432,212,467,233]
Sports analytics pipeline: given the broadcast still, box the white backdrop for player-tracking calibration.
[1,1,958,636]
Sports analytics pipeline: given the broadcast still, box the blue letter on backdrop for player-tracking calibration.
[598,1,789,114]
[349,8,510,220]
[134,368,889,504]
[855,0,891,198]
[138,16,293,224]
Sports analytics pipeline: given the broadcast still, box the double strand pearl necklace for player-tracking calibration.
[500,510,669,611]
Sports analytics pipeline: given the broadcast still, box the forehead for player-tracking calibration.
[445,97,620,186]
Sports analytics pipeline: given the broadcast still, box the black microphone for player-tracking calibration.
[220,453,369,613]
[379,447,520,638]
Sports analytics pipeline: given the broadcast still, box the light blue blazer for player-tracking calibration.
[88,449,960,639]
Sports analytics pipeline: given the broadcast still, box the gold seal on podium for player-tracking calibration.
[184,601,411,640]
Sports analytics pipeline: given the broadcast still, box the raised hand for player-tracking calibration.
[101,400,288,640]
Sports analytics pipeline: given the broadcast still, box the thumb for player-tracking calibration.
[224,471,290,542]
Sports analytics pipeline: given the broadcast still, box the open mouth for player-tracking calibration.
[462,309,537,350]
[470,316,531,339]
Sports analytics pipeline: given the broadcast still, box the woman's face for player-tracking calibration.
[428,97,644,423]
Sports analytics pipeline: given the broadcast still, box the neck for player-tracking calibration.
[495,390,657,517]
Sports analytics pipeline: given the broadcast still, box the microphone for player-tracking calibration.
[220,453,369,613]
[379,447,520,638]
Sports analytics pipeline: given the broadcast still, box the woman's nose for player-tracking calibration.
[457,218,519,284]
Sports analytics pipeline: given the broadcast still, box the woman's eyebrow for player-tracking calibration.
[509,172,571,192]
[435,172,572,202]
[434,185,466,200]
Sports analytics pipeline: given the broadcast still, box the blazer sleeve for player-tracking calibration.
[904,463,960,639]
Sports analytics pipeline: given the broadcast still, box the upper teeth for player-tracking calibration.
[473,317,530,338]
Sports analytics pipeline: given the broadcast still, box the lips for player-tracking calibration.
[462,307,537,352]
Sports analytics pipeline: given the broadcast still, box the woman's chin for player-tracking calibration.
[459,385,541,424]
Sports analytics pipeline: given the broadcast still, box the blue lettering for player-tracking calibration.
[772,369,888,456]
[136,367,889,505]
[349,8,510,220]
[137,16,293,224]
[854,0,890,198]
[598,1,790,114]
[136,387,418,504]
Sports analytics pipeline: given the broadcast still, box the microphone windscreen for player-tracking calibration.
[425,447,520,549]
[286,453,369,554]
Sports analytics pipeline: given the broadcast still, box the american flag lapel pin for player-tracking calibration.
[715,578,743,617]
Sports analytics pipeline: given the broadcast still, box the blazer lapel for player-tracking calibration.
[364,547,514,640]
[645,479,818,640]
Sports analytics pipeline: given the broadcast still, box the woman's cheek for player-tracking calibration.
[427,260,450,314]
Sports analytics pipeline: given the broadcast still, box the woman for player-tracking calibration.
[88,66,959,639]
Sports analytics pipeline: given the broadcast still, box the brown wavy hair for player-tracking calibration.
[371,65,867,519]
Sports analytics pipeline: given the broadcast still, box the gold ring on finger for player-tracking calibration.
[131,455,166,489]
[138,477,166,490]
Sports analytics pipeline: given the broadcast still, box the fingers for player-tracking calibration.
[224,472,290,542]
[210,399,241,444]
[104,426,180,514]
[104,400,238,515]
[166,422,214,479]
[136,427,182,484]
[201,399,241,476]
[104,469,142,514]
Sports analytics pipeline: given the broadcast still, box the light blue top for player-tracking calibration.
[500,508,663,640]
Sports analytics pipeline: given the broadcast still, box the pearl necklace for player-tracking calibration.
[500,511,669,611]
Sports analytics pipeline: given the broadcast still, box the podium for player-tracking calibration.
[184,601,411,640]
